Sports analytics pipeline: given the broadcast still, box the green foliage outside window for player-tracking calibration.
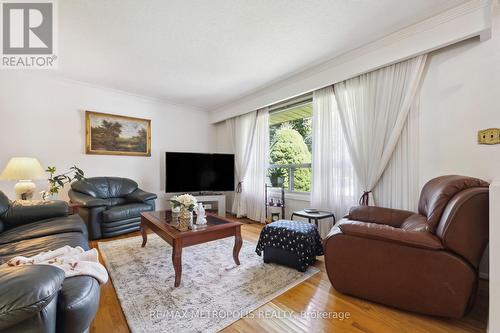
[269,122,312,192]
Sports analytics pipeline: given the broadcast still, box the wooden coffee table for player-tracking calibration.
[140,211,243,287]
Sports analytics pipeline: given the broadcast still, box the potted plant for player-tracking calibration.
[41,165,85,200]
[170,194,197,231]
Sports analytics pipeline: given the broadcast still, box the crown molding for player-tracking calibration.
[209,0,493,123]
[54,74,208,112]
[12,71,207,112]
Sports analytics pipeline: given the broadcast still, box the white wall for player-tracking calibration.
[215,121,232,154]
[214,122,235,210]
[0,72,215,210]
[419,17,500,185]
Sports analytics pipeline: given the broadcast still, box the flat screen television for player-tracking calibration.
[165,152,234,192]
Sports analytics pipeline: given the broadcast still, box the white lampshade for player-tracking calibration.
[0,157,46,181]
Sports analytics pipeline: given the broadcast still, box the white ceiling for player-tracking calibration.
[57,0,466,110]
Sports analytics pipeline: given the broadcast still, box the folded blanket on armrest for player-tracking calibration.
[1,245,108,284]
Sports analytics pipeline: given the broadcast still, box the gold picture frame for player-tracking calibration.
[85,111,151,156]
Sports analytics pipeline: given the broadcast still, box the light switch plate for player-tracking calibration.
[478,128,500,145]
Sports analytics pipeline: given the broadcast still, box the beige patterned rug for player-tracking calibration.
[98,234,319,333]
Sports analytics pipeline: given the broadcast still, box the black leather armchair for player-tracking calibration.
[69,177,157,240]
[0,191,100,333]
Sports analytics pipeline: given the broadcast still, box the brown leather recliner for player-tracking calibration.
[324,175,489,318]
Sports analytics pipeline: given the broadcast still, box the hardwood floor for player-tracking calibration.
[89,219,488,333]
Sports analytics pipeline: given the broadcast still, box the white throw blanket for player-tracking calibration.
[2,245,108,284]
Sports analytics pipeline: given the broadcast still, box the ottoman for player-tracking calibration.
[255,220,323,272]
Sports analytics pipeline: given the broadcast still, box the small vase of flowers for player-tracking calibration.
[170,194,197,231]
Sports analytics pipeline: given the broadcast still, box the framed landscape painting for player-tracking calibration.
[85,111,151,156]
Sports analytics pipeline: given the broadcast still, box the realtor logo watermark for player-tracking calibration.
[1,0,57,68]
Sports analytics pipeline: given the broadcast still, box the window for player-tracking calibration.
[268,96,312,193]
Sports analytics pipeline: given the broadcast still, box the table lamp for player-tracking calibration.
[0,157,46,200]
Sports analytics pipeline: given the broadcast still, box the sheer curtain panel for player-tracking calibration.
[311,86,359,237]
[373,99,421,211]
[226,111,258,217]
[245,108,270,223]
[334,55,427,205]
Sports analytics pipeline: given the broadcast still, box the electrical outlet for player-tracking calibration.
[478,128,500,145]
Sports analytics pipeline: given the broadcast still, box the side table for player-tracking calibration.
[290,209,336,228]
[68,202,82,215]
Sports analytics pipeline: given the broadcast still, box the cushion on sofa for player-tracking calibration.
[101,203,151,222]
[0,232,89,264]
[1,200,69,228]
[105,197,127,207]
[71,177,138,199]
[0,215,87,245]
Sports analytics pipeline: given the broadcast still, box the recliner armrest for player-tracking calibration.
[68,190,108,208]
[126,189,157,203]
[338,221,443,250]
[1,200,69,228]
[348,205,416,227]
[0,265,65,330]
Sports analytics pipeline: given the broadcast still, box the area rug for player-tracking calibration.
[98,234,319,333]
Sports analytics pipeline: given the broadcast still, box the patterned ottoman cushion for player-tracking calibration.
[255,220,323,271]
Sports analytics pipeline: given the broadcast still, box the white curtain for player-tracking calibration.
[226,111,258,217]
[373,99,420,211]
[334,55,427,205]
[245,108,270,223]
[311,86,359,237]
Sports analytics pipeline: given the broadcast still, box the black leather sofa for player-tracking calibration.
[68,177,157,240]
[0,191,100,333]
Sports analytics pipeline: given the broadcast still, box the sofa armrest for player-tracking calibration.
[126,189,157,203]
[338,221,443,250]
[0,265,64,330]
[348,205,417,227]
[68,190,108,208]
[1,200,69,228]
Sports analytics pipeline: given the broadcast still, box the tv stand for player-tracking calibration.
[193,192,226,217]
[189,191,223,196]
[192,193,226,217]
